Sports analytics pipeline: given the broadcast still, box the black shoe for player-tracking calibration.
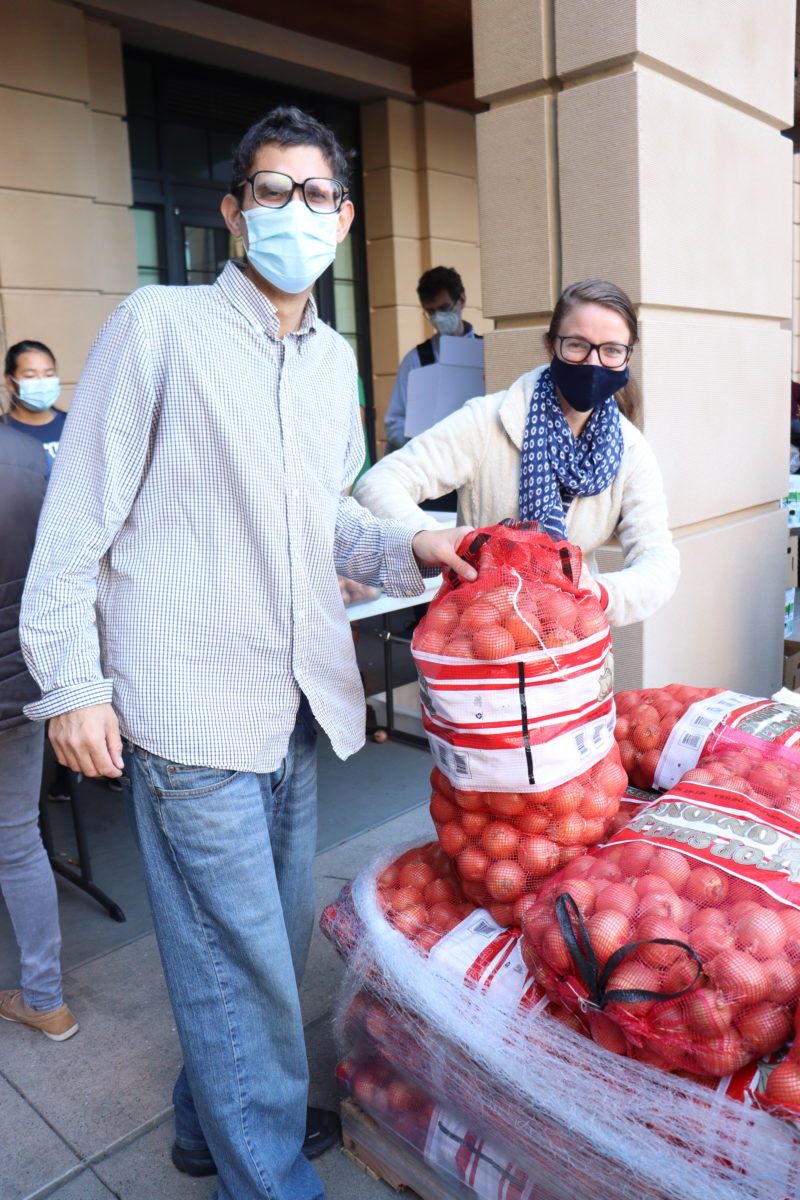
[170,1143,217,1177]
[303,1106,341,1159]
[170,1107,341,1176]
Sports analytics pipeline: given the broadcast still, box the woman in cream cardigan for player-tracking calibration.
[354,279,679,628]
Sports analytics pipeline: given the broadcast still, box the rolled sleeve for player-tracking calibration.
[334,494,427,597]
[24,679,114,722]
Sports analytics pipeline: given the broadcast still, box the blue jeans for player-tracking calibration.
[123,699,323,1200]
[0,720,63,1010]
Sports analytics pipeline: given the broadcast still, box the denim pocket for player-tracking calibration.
[145,753,240,799]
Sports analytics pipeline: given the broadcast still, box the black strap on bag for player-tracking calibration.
[554,893,703,1010]
[416,338,436,367]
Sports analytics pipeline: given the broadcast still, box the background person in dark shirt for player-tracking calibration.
[5,340,66,479]
[0,422,77,1041]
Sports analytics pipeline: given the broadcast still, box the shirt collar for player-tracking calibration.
[215,260,318,339]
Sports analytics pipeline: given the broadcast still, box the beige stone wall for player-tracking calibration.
[361,98,492,454]
[0,0,137,408]
[473,0,795,695]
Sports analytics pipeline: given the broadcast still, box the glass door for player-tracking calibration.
[177,211,237,286]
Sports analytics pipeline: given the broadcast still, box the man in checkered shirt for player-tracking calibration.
[20,107,474,1200]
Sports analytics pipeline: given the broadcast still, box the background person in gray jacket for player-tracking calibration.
[0,422,78,1041]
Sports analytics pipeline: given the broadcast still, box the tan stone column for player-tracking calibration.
[472,0,794,695]
[361,98,490,455]
[0,0,137,405]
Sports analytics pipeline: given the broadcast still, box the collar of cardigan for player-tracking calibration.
[498,362,549,451]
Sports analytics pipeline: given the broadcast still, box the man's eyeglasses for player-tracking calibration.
[239,171,348,214]
[553,336,634,368]
[423,301,458,318]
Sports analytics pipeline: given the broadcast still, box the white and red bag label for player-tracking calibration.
[424,1108,538,1200]
[427,908,540,1014]
[654,691,800,791]
[416,628,615,793]
[615,780,800,903]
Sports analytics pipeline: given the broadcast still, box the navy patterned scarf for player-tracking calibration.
[518,366,624,540]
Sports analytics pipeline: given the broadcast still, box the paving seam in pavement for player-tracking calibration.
[22,1163,91,1200]
[20,1106,175,1200]
[1,1066,90,1196]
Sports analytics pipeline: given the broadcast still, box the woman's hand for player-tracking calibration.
[578,562,607,607]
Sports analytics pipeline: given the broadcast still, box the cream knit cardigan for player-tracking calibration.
[354,364,679,628]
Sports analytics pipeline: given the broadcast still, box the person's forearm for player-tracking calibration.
[335,495,427,596]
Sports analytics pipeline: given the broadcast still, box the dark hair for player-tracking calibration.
[229,105,353,199]
[5,340,56,377]
[417,266,465,306]
[544,280,641,426]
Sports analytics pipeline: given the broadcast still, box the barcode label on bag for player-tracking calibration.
[654,691,756,790]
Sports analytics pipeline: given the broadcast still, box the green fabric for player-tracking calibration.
[353,376,371,485]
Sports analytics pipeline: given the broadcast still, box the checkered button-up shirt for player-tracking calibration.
[21,261,426,772]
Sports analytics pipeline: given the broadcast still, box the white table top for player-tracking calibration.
[346,575,443,622]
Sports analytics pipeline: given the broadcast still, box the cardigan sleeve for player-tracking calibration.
[594,434,680,628]
[353,391,501,529]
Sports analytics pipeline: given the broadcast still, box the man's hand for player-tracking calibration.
[48,703,124,778]
[412,526,478,583]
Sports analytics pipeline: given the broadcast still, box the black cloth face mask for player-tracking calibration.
[549,355,629,413]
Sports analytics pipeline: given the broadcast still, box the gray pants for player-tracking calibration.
[0,721,63,1010]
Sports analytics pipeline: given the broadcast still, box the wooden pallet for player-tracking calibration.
[340,1098,472,1200]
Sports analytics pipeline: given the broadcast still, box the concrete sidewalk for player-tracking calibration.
[3,803,432,1200]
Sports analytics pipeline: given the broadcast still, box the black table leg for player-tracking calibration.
[39,772,126,923]
[376,617,428,749]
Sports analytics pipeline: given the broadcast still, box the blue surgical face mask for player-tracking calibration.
[13,376,61,413]
[548,356,628,413]
[242,202,339,294]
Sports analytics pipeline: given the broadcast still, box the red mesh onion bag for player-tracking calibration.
[614,684,724,789]
[615,685,800,792]
[758,1008,800,1126]
[687,737,800,820]
[413,522,626,915]
[320,841,477,962]
[337,1045,437,1156]
[521,773,800,1077]
[604,783,661,840]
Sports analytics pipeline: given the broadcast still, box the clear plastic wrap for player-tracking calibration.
[326,843,800,1200]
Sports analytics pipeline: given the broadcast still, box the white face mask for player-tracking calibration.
[13,376,61,412]
[427,308,461,336]
[242,202,339,294]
